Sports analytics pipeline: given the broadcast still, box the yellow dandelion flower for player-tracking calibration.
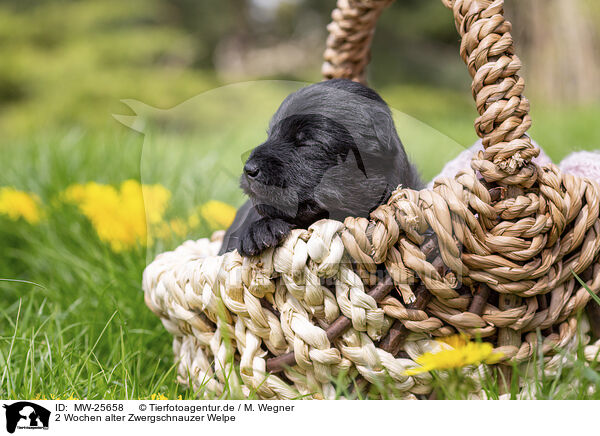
[0,187,42,224]
[437,334,469,349]
[152,218,189,239]
[149,393,169,400]
[61,183,89,203]
[63,180,171,252]
[142,184,171,225]
[168,218,189,237]
[187,212,200,229]
[197,200,236,230]
[403,335,504,375]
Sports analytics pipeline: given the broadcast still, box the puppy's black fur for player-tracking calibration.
[219,79,423,256]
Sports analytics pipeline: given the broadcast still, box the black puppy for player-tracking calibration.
[219,79,422,256]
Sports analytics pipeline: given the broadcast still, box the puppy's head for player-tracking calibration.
[241,79,421,226]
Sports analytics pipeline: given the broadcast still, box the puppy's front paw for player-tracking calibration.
[239,218,292,256]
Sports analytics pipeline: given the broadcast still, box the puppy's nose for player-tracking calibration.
[244,161,260,179]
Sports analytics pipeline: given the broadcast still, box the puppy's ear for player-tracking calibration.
[368,107,401,156]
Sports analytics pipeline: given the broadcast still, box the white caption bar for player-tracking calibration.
[0,400,595,435]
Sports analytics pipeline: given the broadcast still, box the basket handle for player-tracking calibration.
[322,0,540,176]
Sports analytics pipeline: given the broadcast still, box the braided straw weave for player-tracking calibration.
[143,0,600,398]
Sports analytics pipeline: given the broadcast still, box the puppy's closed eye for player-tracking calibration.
[295,130,308,143]
[295,131,319,147]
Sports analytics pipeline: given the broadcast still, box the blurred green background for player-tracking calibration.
[1,0,599,143]
[1,0,600,399]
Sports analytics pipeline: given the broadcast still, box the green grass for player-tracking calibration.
[1,133,175,399]
[1,83,600,399]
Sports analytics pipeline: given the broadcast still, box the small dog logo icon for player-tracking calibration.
[2,402,50,433]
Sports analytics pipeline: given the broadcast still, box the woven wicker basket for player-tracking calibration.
[142,0,600,399]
